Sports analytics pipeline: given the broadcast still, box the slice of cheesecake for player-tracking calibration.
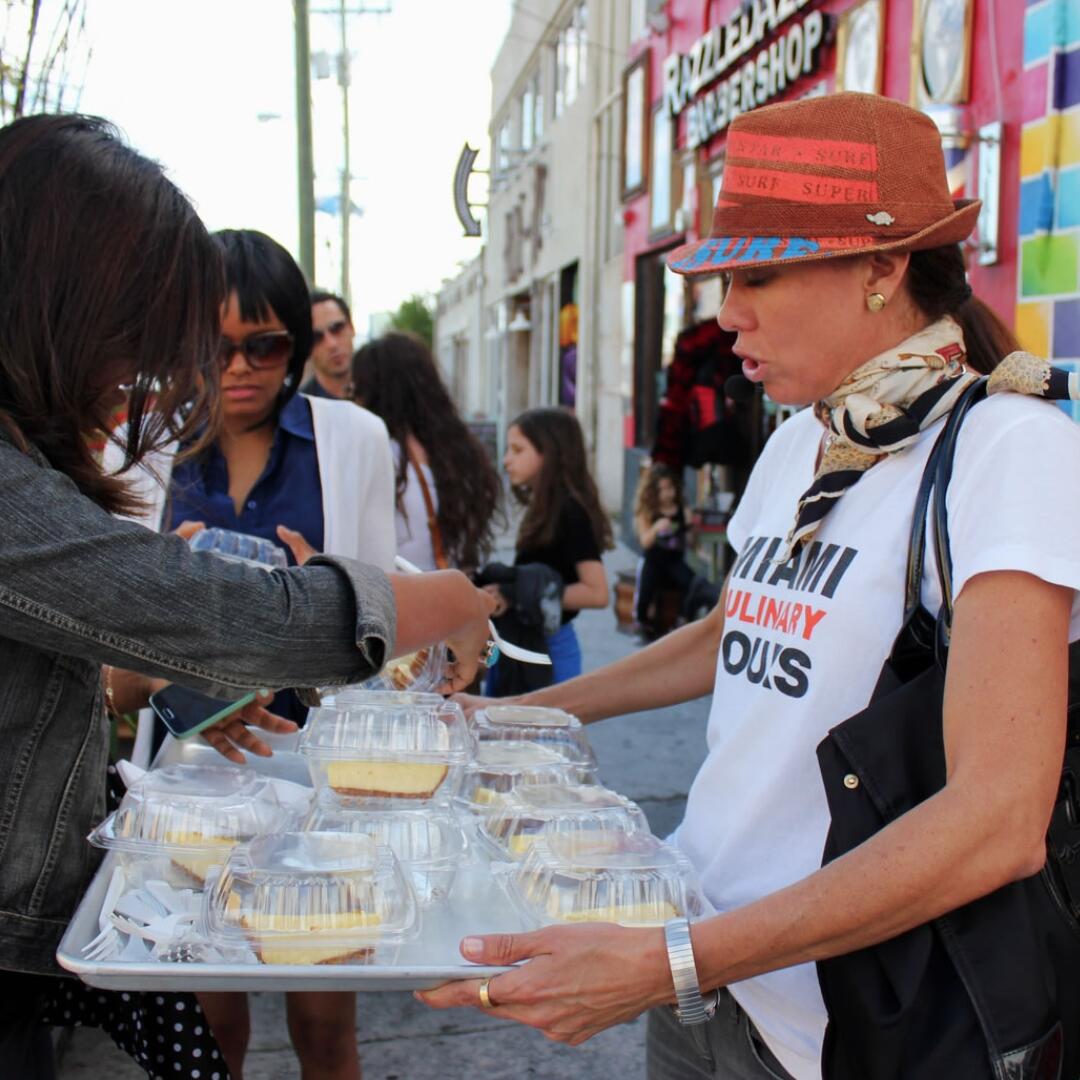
[326,759,448,799]
[558,901,678,926]
[386,648,431,689]
[164,831,236,887]
[241,910,382,965]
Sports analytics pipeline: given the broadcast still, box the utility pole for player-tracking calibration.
[294,0,316,282]
[311,1,391,309]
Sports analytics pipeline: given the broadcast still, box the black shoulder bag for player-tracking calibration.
[816,377,1080,1080]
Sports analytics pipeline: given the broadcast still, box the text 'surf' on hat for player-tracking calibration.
[667,92,980,277]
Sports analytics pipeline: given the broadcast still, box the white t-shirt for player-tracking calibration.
[391,439,439,572]
[674,393,1080,1080]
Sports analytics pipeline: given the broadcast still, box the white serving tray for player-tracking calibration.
[56,736,517,991]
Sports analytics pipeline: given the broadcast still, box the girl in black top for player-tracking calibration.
[485,407,611,686]
[633,463,695,638]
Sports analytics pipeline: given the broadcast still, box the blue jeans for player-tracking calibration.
[545,621,582,684]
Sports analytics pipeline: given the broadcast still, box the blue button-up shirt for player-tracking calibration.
[167,394,325,562]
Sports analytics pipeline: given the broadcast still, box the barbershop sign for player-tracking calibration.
[663,0,828,149]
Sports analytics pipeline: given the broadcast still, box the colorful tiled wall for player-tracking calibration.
[1018,0,1080,417]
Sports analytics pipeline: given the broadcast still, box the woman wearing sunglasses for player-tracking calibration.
[168,229,396,583]
[0,114,495,1080]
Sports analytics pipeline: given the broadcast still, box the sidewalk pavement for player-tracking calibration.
[58,538,713,1079]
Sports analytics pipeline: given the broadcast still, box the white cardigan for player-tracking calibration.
[103,394,397,570]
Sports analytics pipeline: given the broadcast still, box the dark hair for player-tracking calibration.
[311,288,352,326]
[0,114,223,515]
[351,331,502,572]
[905,244,1019,374]
[634,463,683,521]
[214,229,313,417]
[510,406,613,554]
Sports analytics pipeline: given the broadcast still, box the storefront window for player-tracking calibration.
[634,250,685,447]
[497,117,511,175]
[554,4,587,118]
[558,262,580,409]
[678,149,696,231]
[554,35,565,117]
[659,264,682,373]
[649,104,674,235]
[532,72,544,142]
[564,17,579,109]
[699,153,724,236]
[521,81,535,152]
[621,52,649,199]
[575,2,588,90]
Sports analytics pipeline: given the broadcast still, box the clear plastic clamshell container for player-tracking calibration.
[458,740,598,813]
[299,696,472,803]
[481,784,648,860]
[316,689,444,711]
[88,764,290,888]
[301,797,466,905]
[471,705,596,768]
[502,831,706,928]
[203,832,419,965]
[354,645,448,693]
[189,527,288,570]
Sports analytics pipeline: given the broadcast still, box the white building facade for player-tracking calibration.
[434,0,631,513]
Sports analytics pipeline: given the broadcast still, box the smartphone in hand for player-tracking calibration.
[149,685,258,740]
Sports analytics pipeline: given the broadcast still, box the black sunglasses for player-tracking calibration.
[217,331,294,370]
[312,319,350,346]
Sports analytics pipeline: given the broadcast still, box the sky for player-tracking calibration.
[75,0,511,334]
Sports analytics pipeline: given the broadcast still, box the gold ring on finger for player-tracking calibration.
[478,977,495,1009]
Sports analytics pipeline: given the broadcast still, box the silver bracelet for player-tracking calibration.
[664,917,710,1026]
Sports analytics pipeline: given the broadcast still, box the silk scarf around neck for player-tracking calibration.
[783,315,1080,558]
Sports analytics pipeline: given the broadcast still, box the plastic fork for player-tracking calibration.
[82,926,122,962]
[81,865,126,961]
[108,910,196,944]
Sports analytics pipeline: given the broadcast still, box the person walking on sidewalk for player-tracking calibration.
[350,331,502,574]
[481,407,611,694]
[633,463,695,639]
[425,93,1080,1080]
[301,289,355,399]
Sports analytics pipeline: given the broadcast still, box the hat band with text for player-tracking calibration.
[669,235,876,273]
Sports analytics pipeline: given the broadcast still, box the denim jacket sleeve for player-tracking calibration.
[0,436,396,696]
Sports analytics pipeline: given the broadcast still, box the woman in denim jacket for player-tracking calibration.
[0,114,493,1077]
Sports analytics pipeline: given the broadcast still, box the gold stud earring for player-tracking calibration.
[866,292,887,313]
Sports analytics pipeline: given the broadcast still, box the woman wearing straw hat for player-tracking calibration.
[424,93,1080,1079]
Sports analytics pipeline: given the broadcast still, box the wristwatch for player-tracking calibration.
[664,917,718,1024]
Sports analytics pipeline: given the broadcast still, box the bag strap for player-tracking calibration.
[901,377,988,653]
[406,443,449,570]
[930,378,988,642]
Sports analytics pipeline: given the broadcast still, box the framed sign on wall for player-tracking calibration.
[621,50,651,201]
[836,0,885,95]
[911,0,973,107]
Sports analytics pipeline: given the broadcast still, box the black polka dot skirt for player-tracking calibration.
[37,984,229,1080]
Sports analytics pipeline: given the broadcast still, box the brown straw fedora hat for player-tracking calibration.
[668,92,980,277]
